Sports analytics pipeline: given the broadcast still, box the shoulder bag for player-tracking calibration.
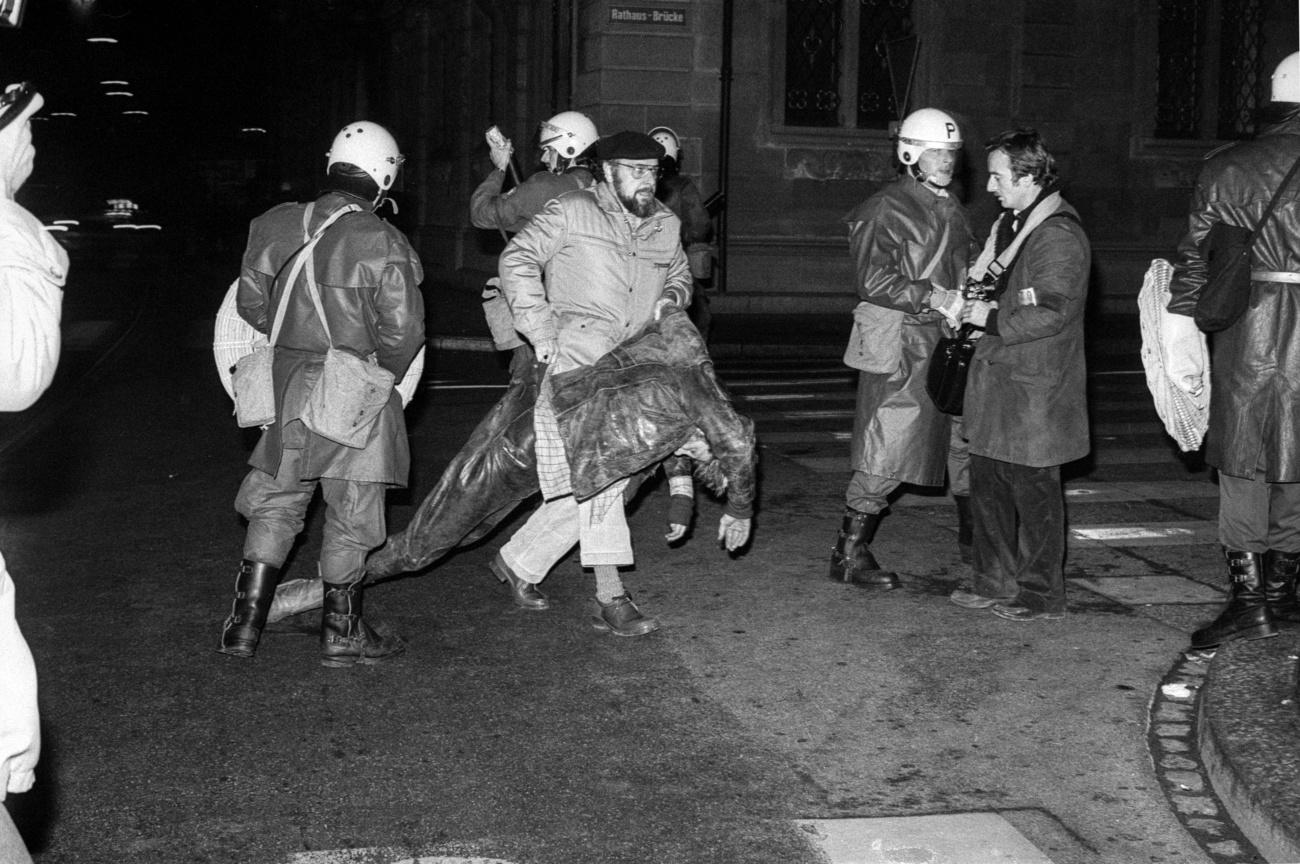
[297,209,399,449]
[230,202,362,429]
[844,222,951,373]
[1194,155,1300,333]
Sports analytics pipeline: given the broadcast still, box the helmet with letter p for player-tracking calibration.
[895,107,962,165]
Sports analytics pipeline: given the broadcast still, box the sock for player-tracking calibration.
[594,564,625,604]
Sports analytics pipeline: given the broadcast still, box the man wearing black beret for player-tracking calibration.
[492,129,694,636]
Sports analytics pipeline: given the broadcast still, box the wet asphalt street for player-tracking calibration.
[0,243,1272,864]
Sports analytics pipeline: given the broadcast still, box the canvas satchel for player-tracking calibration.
[231,344,276,428]
[297,207,395,448]
[843,222,952,373]
[1194,155,1300,333]
[231,202,362,430]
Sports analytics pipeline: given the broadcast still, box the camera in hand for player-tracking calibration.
[965,272,998,301]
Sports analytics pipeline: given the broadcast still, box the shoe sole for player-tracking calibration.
[992,610,1066,621]
[490,559,550,611]
[1190,625,1281,651]
[949,595,999,609]
[321,647,407,668]
[591,618,660,637]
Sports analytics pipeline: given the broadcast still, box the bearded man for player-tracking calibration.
[492,130,693,636]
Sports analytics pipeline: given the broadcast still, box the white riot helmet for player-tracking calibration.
[326,121,404,192]
[896,108,962,165]
[538,111,598,160]
[1272,52,1300,103]
[648,126,680,161]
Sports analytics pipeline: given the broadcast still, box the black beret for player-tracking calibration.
[597,130,665,161]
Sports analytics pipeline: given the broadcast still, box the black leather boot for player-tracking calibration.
[828,508,899,589]
[217,560,281,658]
[954,494,973,564]
[1190,549,1278,650]
[1263,549,1300,626]
[320,581,405,668]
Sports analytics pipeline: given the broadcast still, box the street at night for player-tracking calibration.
[1,2,1300,864]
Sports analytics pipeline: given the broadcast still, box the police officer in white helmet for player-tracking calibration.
[470,111,600,378]
[1167,51,1300,650]
[830,107,976,588]
[218,120,425,668]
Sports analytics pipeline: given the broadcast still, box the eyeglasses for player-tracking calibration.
[609,161,662,179]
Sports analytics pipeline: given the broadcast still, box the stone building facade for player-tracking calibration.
[267,0,1299,318]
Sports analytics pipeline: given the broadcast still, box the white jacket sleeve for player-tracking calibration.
[0,200,66,412]
[0,265,62,412]
[0,559,39,798]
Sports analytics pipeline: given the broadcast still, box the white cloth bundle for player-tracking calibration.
[1137,258,1209,452]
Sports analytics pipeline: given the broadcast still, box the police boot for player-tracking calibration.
[217,560,281,658]
[1190,549,1278,650]
[1263,549,1300,626]
[828,508,899,589]
[954,494,973,564]
[320,581,405,668]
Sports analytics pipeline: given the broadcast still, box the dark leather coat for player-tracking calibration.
[1168,116,1300,479]
[238,191,425,485]
[366,310,755,578]
[843,174,973,485]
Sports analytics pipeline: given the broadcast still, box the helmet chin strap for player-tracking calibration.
[910,162,948,193]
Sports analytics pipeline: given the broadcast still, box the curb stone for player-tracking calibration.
[1150,651,1264,863]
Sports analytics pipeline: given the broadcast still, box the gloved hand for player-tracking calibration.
[718,514,751,552]
[653,297,679,321]
[487,134,514,173]
[665,492,694,543]
[929,286,964,328]
[533,339,559,365]
[1162,311,1207,399]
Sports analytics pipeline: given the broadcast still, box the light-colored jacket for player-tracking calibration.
[0,198,66,412]
[499,181,691,373]
[0,559,38,799]
[0,196,63,799]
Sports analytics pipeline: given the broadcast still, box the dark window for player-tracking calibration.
[784,0,915,129]
[1156,0,1269,140]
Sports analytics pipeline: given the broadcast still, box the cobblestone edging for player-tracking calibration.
[1148,651,1264,864]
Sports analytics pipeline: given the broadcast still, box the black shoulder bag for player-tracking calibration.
[1194,155,1300,333]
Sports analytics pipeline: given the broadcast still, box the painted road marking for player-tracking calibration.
[286,852,518,864]
[726,375,855,387]
[422,383,509,391]
[795,813,1054,863]
[734,391,821,401]
[1070,522,1218,547]
[1071,574,1223,605]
